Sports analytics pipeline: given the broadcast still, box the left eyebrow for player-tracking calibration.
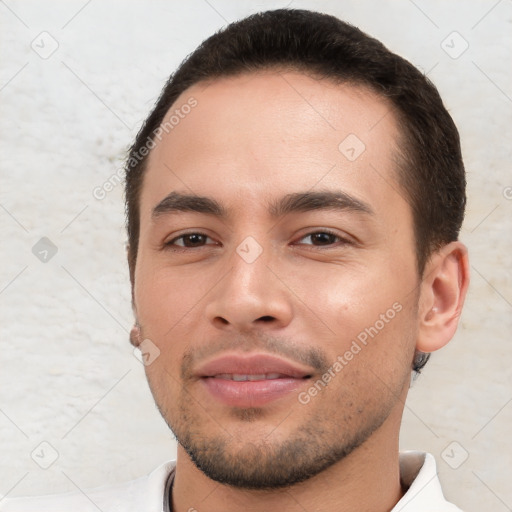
[268,190,374,218]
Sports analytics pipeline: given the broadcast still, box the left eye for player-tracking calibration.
[297,231,346,246]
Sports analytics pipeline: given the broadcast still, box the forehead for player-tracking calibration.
[141,71,406,220]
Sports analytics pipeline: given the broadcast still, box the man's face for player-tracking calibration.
[133,72,420,488]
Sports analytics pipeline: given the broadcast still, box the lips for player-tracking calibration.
[196,353,312,407]
[213,373,287,381]
[196,353,312,379]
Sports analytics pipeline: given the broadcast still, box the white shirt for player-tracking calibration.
[0,451,462,511]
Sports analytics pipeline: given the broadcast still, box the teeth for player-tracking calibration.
[214,373,285,381]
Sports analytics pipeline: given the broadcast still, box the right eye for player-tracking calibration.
[165,233,215,248]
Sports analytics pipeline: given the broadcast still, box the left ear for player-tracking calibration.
[416,241,470,353]
[130,323,141,347]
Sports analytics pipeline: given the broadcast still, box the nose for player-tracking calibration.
[205,241,294,332]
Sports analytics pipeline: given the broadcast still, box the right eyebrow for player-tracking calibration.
[152,192,227,219]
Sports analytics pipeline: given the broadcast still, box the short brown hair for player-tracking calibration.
[125,8,465,282]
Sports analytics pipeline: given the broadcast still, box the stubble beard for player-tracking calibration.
[150,378,401,490]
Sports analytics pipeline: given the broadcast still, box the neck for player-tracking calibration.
[171,410,405,512]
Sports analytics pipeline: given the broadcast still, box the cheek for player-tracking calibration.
[135,258,201,332]
[290,263,403,330]
[286,260,418,372]
[134,263,221,379]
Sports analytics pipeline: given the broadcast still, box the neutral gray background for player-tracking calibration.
[0,1,511,510]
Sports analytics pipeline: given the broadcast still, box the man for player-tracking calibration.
[2,8,469,512]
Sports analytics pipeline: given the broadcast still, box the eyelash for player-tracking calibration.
[164,229,351,250]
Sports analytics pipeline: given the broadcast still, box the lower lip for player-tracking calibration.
[201,377,306,407]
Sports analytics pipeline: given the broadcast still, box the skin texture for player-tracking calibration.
[130,71,469,512]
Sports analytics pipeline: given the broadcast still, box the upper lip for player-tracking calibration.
[195,353,313,379]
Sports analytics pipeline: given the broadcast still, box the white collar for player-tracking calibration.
[162,451,462,511]
[392,451,462,511]
[0,452,462,512]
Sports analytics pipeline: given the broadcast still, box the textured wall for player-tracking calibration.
[1,1,511,511]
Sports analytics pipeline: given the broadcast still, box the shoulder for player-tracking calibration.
[0,461,176,512]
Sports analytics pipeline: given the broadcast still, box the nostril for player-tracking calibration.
[258,316,275,322]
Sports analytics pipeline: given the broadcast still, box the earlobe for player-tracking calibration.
[416,241,470,353]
